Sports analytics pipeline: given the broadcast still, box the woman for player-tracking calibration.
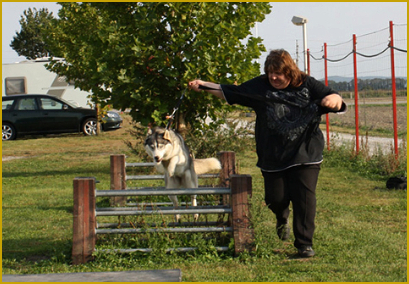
[189,49,346,258]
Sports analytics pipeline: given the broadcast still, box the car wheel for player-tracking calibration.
[82,118,98,136]
[2,123,16,141]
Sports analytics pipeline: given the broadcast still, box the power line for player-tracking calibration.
[310,44,407,63]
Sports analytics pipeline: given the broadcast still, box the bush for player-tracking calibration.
[323,136,407,180]
[184,119,254,159]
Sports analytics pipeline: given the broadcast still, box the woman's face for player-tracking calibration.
[268,72,291,89]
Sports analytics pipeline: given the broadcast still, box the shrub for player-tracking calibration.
[323,135,407,180]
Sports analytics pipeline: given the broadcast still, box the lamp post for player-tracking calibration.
[292,16,308,74]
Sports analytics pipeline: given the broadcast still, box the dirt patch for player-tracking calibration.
[2,156,26,162]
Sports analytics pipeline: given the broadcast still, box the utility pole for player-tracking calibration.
[295,40,299,67]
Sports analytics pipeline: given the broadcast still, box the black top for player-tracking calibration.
[221,75,346,172]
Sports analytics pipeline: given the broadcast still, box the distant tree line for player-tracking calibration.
[323,78,407,93]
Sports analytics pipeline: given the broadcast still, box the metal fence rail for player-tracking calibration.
[96,207,232,216]
[125,162,219,180]
[97,221,229,228]
[96,187,231,197]
[96,246,230,254]
[96,227,233,234]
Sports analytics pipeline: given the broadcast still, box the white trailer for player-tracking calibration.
[2,58,92,108]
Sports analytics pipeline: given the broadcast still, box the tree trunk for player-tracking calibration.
[96,104,100,135]
[176,112,187,136]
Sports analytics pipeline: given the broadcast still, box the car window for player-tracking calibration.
[2,100,14,110]
[39,98,64,110]
[16,98,37,110]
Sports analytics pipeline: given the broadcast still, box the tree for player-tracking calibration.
[10,8,56,60]
[45,2,272,130]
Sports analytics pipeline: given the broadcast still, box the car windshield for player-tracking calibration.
[57,97,83,109]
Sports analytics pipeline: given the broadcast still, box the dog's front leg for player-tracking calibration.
[191,194,198,221]
[184,171,199,221]
[166,176,181,222]
[166,156,180,177]
[168,195,180,222]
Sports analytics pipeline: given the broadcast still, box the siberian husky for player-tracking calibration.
[144,127,221,221]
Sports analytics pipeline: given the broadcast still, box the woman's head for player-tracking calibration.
[264,49,306,88]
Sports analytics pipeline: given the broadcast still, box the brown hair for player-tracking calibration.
[263,49,306,87]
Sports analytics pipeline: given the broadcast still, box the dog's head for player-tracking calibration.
[144,127,173,164]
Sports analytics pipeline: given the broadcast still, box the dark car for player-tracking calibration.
[2,94,122,141]
[101,110,123,131]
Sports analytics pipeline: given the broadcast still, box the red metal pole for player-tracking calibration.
[353,34,360,154]
[324,43,330,151]
[389,21,399,159]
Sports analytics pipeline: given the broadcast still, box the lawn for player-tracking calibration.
[2,113,407,282]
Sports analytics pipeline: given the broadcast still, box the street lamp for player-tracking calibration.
[292,16,308,73]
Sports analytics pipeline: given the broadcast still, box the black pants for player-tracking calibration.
[262,164,321,248]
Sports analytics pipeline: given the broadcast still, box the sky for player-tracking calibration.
[2,2,407,78]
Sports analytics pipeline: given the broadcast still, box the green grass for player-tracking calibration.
[2,114,407,281]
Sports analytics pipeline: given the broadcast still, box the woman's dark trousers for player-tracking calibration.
[262,164,321,249]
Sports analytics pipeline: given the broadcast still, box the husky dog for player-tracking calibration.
[144,127,221,221]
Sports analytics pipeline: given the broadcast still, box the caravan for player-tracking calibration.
[2,58,92,108]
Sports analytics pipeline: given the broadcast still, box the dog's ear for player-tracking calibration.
[163,129,171,141]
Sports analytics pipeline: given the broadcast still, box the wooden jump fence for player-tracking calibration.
[72,152,254,265]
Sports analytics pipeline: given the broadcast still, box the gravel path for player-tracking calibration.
[325,132,400,155]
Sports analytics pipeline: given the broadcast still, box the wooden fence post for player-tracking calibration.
[110,154,127,206]
[72,177,96,265]
[230,174,254,255]
[217,151,236,204]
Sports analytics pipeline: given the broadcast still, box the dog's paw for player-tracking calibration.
[193,214,199,221]
[175,214,181,223]
[168,170,175,178]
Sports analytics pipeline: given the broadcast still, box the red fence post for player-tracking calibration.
[110,154,127,206]
[324,43,331,151]
[72,177,96,265]
[389,20,399,159]
[353,34,360,154]
[230,174,254,255]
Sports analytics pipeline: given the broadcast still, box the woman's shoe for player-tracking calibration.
[297,246,315,257]
[276,223,290,241]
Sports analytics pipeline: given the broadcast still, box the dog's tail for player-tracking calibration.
[193,158,222,175]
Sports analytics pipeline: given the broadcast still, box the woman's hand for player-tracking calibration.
[188,79,206,92]
[321,94,343,111]
[188,80,226,101]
